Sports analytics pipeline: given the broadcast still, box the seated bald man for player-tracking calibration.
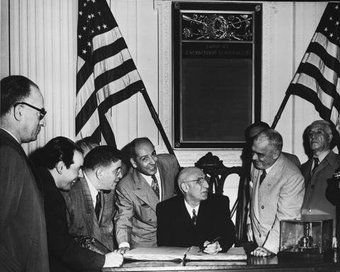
[156,167,236,253]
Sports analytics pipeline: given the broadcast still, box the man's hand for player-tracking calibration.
[202,241,222,255]
[115,246,130,255]
[250,246,273,257]
[247,223,254,242]
[103,252,123,268]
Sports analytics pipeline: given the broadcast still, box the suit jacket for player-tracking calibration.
[36,167,105,272]
[156,194,236,251]
[114,154,180,248]
[301,151,340,234]
[282,152,301,168]
[249,153,305,254]
[62,177,117,251]
[0,129,49,272]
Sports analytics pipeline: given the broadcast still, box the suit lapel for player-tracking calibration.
[79,178,101,232]
[132,170,159,211]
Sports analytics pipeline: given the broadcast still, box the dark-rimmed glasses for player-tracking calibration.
[186,175,210,186]
[14,102,47,120]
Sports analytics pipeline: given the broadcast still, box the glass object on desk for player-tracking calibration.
[298,222,318,252]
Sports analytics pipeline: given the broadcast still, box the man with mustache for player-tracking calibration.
[114,137,180,253]
[300,120,340,242]
[248,129,304,257]
[0,75,49,272]
[156,167,236,253]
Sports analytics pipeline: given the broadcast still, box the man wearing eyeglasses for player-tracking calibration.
[33,137,123,271]
[156,167,236,253]
[0,75,49,271]
[114,137,180,253]
[63,145,123,251]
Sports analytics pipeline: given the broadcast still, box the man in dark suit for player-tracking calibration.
[63,145,123,251]
[35,136,123,272]
[301,120,340,240]
[114,137,180,252]
[156,167,236,253]
[0,75,49,272]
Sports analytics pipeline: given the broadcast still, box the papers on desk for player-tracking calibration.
[123,246,247,262]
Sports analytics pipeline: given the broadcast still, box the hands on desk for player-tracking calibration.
[202,241,222,254]
[103,252,124,268]
[250,246,273,257]
[116,246,130,255]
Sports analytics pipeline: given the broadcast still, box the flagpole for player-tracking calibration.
[140,88,175,156]
[271,92,291,129]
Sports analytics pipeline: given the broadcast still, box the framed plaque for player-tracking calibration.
[173,2,262,148]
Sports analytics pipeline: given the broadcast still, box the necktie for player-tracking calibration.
[259,170,267,186]
[192,209,197,225]
[312,157,319,173]
[95,192,102,220]
[151,175,160,199]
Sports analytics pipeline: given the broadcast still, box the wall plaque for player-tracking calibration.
[173,2,262,148]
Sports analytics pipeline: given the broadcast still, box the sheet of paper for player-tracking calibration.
[123,246,247,262]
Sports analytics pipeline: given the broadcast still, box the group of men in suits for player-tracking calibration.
[244,120,340,257]
[0,74,234,272]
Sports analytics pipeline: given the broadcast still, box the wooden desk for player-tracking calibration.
[103,254,340,272]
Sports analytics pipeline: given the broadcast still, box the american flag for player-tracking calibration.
[76,0,145,146]
[287,3,340,131]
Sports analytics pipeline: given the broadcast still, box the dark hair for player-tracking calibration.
[1,75,39,116]
[128,137,153,159]
[40,136,83,169]
[76,136,99,153]
[83,146,122,170]
[245,121,270,141]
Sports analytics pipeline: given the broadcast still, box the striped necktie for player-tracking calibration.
[312,157,319,173]
[192,208,197,225]
[151,175,160,199]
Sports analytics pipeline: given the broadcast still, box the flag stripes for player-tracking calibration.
[76,0,145,145]
[287,3,340,130]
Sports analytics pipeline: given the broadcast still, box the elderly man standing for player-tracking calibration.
[115,137,180,252]
[0,75,49,272]
[301,120,340,239]
[248,129,304,257]
[157,167,236,253]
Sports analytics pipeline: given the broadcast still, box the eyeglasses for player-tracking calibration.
[186,175,210,186]
[15,102,47,120]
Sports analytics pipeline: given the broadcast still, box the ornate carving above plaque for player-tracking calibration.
[181,12,254,41]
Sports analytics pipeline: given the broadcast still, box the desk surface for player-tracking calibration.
[103,253,340,272]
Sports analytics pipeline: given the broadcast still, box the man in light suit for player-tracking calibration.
[301,120,340,240]
[0,75,49,272]
[63,145,123,251]
[157,167,235,253]
[114,137,180,252]
[247,129,305,257]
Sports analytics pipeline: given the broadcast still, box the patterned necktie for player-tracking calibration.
[192,209,197,225]
[312,157,319,173]
[259,170,267,186]
[95,192,101,220]
[151,175,160,199]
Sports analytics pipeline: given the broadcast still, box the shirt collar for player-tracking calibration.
[184,199,200,217]
[84,172,99,206]
[314,150,330,163]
